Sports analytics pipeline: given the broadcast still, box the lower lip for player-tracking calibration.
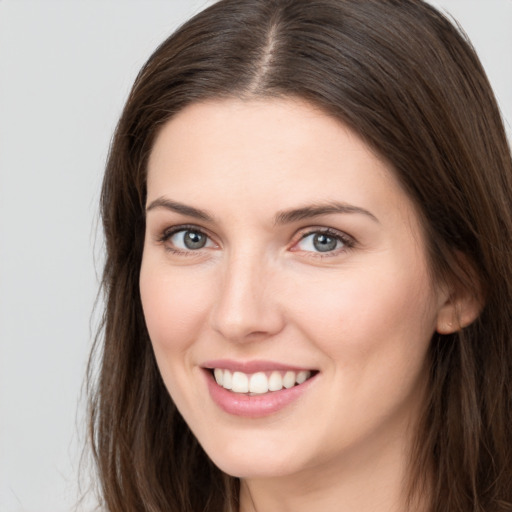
[203,370,317,418]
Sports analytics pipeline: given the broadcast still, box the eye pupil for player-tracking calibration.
[184,231,206,249]
[313,233,338,252]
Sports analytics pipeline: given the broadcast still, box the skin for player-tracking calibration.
[140,98,463,512]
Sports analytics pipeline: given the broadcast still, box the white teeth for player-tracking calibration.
[268,371,283,391]
[214,368,223,386]
[296,370,309,384]
[231,371,249,393]
[213,369,313,394]
[249,372,269,394]
[283,371,295,389]
[223,369,233,390]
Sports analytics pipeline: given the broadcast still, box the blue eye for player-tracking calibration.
[296,231,346,253]
[168,229,213,251]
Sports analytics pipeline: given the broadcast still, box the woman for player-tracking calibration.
[87,0,512,510]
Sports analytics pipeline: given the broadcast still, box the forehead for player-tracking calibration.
[146,98,420,232]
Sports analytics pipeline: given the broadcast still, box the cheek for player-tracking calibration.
[139,259,212,353]
[287,265,436,437]
[288,262,437,365]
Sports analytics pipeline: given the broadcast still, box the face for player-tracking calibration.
[140,98,449,483]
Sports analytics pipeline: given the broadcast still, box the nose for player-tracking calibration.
[209,252,285,343]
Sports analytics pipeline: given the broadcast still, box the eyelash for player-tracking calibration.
[157,224,215,257]
[294,227,355,257]
[156,225,355,257]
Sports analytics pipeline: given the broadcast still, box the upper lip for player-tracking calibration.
[201,359,316,373]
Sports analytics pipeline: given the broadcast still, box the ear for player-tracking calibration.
[435,256,484,334]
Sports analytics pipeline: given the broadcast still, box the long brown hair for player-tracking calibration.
[88,0,512,510]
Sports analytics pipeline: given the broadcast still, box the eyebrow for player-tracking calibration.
[146,197,214,221]
[274,202,379,225]
[146,197,379,224]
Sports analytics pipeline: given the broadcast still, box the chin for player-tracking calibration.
[212,455,300,480]
[197,430,313,479]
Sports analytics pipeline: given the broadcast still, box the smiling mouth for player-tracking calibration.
[209,368,318,395]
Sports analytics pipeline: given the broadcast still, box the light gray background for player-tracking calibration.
[0,1,510,511]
